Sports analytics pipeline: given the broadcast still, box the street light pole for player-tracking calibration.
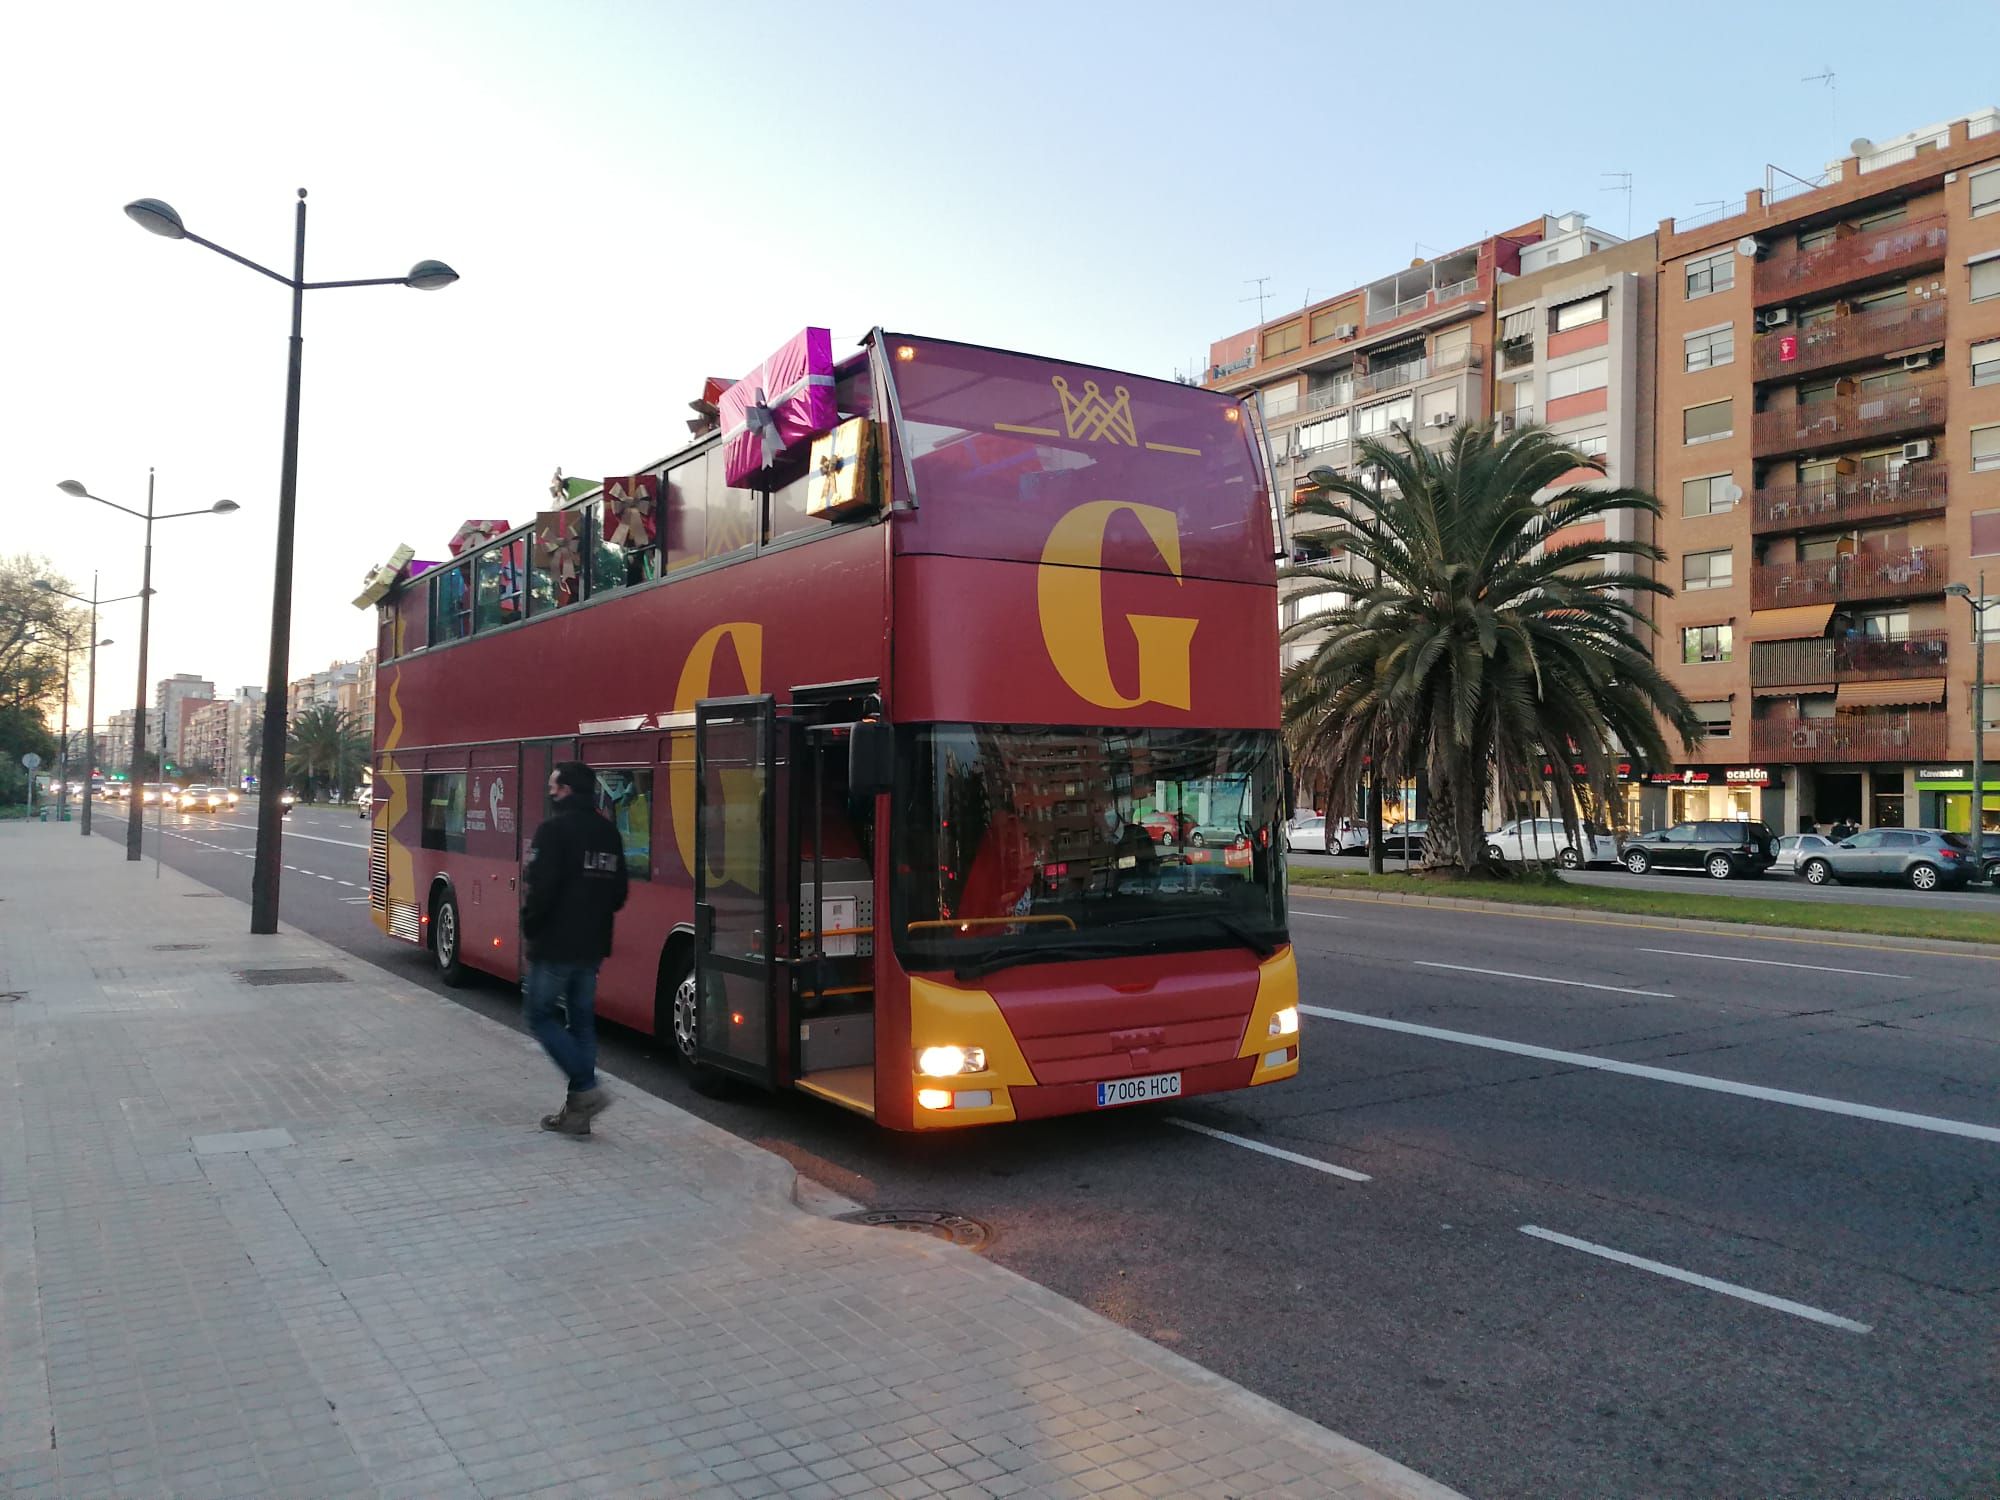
[1948,575,1989,881]
[35,574,138,838]
[123,192,456,935]
[130,469,155,861]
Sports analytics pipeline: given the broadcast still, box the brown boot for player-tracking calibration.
[540,1101,590,1136]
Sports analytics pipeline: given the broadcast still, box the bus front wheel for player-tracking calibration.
[660,953,732,1098]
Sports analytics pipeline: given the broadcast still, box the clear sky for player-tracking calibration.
[5,0,1997,721]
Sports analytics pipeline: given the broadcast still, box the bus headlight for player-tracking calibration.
[917,1045,987,1077]
[916,1088,953,1111]
[1268,1006,1299,1038]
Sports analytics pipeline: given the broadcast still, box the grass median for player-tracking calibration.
[1288,865,2000,946]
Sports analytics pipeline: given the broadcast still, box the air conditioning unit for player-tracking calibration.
[1428,413,1454,428]
[1760,307,1792,329]
[1334,323,1357,339]
[1901,351,1936,371]
[1901,439,1933,461]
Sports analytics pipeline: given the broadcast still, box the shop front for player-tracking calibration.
[1645,766,1778,829]
[1913,766,2000,840]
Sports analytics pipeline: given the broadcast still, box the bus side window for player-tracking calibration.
[591,768,653,879]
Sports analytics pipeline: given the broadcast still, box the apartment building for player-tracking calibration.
[1205,218,1566,669]
[154,673,215,762]
[225,686,265,789]
[183,698,232,781]
[1654,107,2000,836]
[104,706,163,776]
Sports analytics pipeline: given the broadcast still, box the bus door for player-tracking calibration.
[692,696,783,1088]
[792,720,877,1102]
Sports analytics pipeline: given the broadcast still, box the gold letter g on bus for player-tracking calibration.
[1036,501,1198,710]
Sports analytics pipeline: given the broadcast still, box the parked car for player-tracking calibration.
[1141,810,1202,845]
[1775,832,1838,874]
[1620,820,1778,880]
[1288,815,1328,853]
[1798,829,1975,891]
[1483,818,1621,869]
[1377,820,1430,860]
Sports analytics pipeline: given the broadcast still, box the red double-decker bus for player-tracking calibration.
[365,331,1298,1130]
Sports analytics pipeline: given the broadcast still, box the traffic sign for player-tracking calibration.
[20,752,40,770]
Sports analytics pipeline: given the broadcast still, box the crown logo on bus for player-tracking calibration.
[1052,377,1137,446]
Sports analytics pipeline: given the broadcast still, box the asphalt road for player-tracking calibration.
[94,797,2000,1499]
[1293,847,2000,912]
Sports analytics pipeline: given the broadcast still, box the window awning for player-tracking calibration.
[1834,678,1945,708]
[1742,604,1835,641]
[1752,682,1834,697]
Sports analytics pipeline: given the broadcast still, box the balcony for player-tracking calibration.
[1750,462,1949,535]
[1754,213,1949,305]
[1752,299,1946,380]
[1749,629,1949,690]
[1750,545,1948,610]
[1751,379,1946,457]
[1356,357,1429,397]
[1305,381,1355,413]
[1751,708,1947,763]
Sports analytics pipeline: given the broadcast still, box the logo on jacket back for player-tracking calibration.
[1035,501,1198,710]
[582,851,621,874]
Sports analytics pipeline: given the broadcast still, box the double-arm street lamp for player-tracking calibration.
[55,473,237,858]
[124,192,457,934]
[1946,576,1990,881]
[34,574,144,837]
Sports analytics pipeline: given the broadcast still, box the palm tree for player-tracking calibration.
[285,704,367,803]
[1283,421,1703,873]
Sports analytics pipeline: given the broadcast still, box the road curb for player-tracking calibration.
[1291,881,2000,960]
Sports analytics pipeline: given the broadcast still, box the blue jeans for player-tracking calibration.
[524,960,600,1095]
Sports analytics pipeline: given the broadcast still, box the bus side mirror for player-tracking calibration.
[850,719,895,798]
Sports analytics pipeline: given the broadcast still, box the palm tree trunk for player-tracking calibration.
[1422,762,1457,870]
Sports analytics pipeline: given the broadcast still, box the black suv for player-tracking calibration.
[1620,819,1778,880]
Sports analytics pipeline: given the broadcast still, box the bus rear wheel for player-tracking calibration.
[432,890,467,987]
[661,955,732,1098]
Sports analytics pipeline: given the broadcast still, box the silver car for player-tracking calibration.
[1774,832,1837,874]
[1797,828,1976,891]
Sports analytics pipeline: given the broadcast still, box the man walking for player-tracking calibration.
[521,761,629,1135]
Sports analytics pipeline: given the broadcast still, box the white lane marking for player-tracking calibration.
[1289,910,1349,921]
[1167,1118,1371,1182]
[270,830,370,850]
[1414,960,1672,999]
[1520,1225,1872,1334]
[1299,1006,2000,1144]
[1637,948,1908,980]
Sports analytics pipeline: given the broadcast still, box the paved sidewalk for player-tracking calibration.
[0,825,1463,1500]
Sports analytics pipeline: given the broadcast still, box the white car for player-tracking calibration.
[1484,818,1621,869]
[1288,815,1328,853]
[1774,832,1838,874]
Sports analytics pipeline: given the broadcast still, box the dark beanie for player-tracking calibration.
[552,761,597,798]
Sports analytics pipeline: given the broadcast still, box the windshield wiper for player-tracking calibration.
[953,942,1131,982]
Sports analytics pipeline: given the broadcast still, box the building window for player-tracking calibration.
[1354,395,1413,438]
[1547,358,1609,399]
[1973,509,2000,557]
[1682,474,1736,517]
[1976,425,2000,474]
[1985,687,2000,734]
[1567,427,1609,459]
[1683,548,1733,591]
[1432,324,1474,368]
[1682,624,1734,664]
[1974,339,2000,390]
[1974,257,2000,303]
[1685,250,1735,299]
[1552,295,1606,332]
[1857,611,1910,642]
[1684,325,1735,372]
[1309,308,1351,344]
[1690,700,1733,738]
[1262,382,1300,419]
[1980,600,2000,643]
[591,768,653,879]
[1263,321,1302,360]
[1973,165,2000,217]
[1855,205,1909,231]
[1298,413,1350,451]
[1683,399,1733,445]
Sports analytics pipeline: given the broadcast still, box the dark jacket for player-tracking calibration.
[521,802,629,963]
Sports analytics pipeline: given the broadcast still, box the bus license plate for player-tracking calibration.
[1097,1071,1182,1108]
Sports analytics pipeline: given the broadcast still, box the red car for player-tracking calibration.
[1140,811,1203,846]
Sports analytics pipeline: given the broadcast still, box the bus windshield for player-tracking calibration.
[893,724,1286,976]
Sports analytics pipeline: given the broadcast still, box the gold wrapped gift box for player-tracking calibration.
[807,417,885,519]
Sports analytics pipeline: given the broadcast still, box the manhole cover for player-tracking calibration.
[152,943,209,952]
[235,967,350,987]
[833,1209,989,1249]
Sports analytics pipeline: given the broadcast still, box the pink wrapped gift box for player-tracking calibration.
[447,518,512,556]
[718,328,836,485]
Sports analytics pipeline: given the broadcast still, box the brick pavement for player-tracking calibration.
[0,823,1463,1500]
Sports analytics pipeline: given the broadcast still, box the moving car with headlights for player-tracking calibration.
[1797,829,1974,891]
[139,782,181,807]
[1483,817,1620,869]
[176,784,239,812]
[1621,820,1777,879]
